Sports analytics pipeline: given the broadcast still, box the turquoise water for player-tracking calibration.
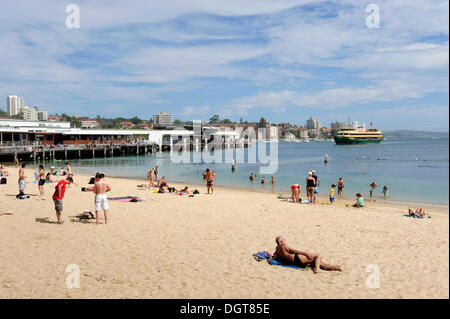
[64,136,449,205]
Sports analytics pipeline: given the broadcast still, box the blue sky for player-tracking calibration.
[0,0,448,131]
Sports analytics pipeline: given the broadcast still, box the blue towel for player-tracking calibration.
[253,251,309,270]
[268,259,308,270]
[403,214,431,219]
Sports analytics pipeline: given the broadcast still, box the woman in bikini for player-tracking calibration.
[291,183,300,203]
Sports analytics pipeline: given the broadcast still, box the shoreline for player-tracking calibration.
[4,164,449,211]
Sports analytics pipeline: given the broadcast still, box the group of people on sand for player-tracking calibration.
[53,171,110,225]
[143,167,192,195]
[286,171,390,208]
[289,170,322,204]
[12,160,111,225]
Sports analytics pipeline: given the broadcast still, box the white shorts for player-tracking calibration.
[95,194,109,211]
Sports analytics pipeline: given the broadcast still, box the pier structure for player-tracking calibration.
[0,120,246,162]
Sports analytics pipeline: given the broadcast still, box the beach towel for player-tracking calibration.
[268,259,309,270]
[253,251,309,270]
[109,196,147,202]
[403,214,431,219]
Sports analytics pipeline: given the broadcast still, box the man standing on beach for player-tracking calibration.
[147,168,155,187]
[305,172,315,204]
[205,168,215,194]
[18,163,27,195]
[93,173,111,225]
[52,176,73,224]
[312,170,320,203]
[65,162,72,176]
[337,177,344,196]
[154,166,159,181]
[275,236,345,274]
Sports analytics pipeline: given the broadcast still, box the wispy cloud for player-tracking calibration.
[0,0,448,130]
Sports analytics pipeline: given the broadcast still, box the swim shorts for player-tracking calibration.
[95,194,109,211]
[293,253,306,268]
[18,178,26,191]
[39,179,46,186]
[53,198,63,211]
[207,180,214,187]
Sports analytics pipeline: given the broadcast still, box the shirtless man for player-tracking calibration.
[337,177,344,196]
[154,166,159,181]
[65,162,72,177]
[38,165,46,198]
[93,173,111,225]
[18,163,27,195]
[147,168,155,187]
[205,168,215,194]
[274,236,345,274]
[65,162,73,188]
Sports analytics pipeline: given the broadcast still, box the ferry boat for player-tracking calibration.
[334,124,384,145]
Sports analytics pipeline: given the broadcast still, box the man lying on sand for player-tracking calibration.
[275,236,345,274]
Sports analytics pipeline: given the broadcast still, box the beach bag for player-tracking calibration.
[77,210,94,219]
[0,177,6,184]
[193,189,200,194]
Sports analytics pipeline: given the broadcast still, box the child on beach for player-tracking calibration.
[329,184,336,204]
[369,182,378,200]
[352,193,364,208]
[382,186,388,199]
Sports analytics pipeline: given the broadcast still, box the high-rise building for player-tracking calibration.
[37,110,48,121]
[7,95,24,116]
[153,112,173,127]
[21,106,38,121]
[306,117,322,129]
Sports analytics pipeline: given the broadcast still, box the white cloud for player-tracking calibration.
[181,106,210,117]
[0,0,447,125]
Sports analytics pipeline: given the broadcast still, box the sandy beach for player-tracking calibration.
[0,166,448,299]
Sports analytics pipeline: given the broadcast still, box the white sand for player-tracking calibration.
[0,166,448,298]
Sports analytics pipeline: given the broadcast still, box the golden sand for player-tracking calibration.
[0,166,448,298]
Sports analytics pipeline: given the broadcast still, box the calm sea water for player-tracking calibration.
[63,136,449,205]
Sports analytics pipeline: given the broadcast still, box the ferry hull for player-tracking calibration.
[334,136,383,144]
